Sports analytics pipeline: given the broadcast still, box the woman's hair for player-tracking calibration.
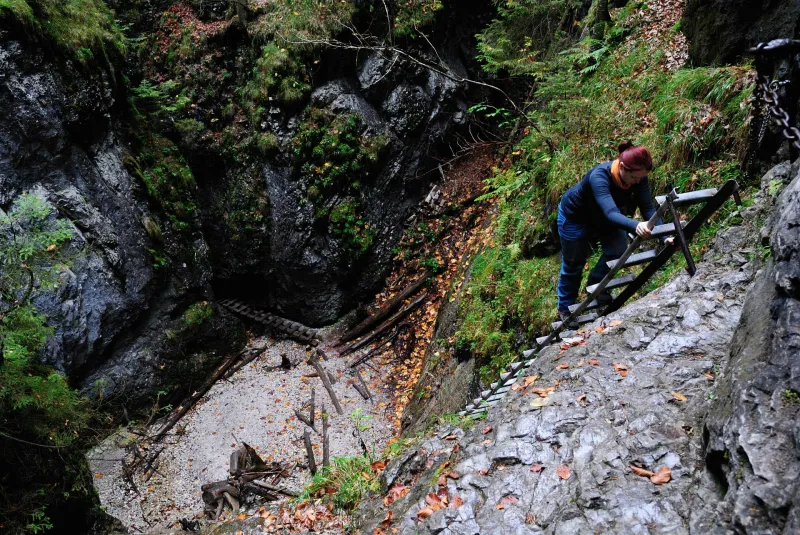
[617,141,653,172]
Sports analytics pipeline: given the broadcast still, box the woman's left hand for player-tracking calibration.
[665,237,676,246]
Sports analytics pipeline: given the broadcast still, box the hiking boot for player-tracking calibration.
[558,310,580,330]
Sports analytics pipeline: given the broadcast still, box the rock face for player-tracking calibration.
[690,163,800,533]
[0,32,246,404]
[356,164,798,534]
[683,0,800,66]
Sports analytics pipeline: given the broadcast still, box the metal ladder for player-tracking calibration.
[459,180,742,418]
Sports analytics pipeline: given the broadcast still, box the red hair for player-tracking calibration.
[618,141,653,172]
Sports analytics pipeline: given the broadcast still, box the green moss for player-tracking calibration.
[394,0,443,37]
[183,301,213,327]
[329,201,374,260]
[129,135,199,233]
[781,390,800,404]
[0,0,124,61]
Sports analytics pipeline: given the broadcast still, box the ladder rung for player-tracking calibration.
[522,349,536,359]
[586,274,636,294]
[551,312,598,331]
[650,221,687,238]
[656,188,717,207]
[568,299,605,314]
[606,249,658,270]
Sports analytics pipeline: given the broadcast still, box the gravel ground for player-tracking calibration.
[89,333,395,533]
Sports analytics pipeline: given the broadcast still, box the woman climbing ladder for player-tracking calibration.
[556,142,674,328]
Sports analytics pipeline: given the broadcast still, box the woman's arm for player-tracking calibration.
[635,178,658,221]
[589,170,639,233]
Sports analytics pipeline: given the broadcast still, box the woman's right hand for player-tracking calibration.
[635,221,652,238]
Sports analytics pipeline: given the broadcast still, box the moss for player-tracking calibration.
[0,0,124,61]
[329,201,374,261]
[183,301,214,327]
[781,389,800,404]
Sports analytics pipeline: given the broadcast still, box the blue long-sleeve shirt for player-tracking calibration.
[560,161,657,234]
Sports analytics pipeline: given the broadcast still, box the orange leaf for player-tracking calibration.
[437,474,446,486]
[482,425,493,435]
[497,495,518,510]
[650,466,671,485]
[417,506,435,520]
[556,363,569,370]
[630,465,655,478]
[672,392,688,402]
[588,358,600,366]
[451,495,464,509]
[445,471,460,480]
[576,393,587,406]
[530,463,543,473]
[443,434,458,440]
[609,320,623,327]
[371,461,387,472]
[383,484,409,507]
[556,465,571,480]
[380,511,393,528]
[595,324,605,333]
[46,244,56,252]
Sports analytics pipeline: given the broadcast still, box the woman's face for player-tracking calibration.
[621,166,648,185]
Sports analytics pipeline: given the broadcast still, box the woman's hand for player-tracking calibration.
[665,236,676,246]
[635,221,652,238]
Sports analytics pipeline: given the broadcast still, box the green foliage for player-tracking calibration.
[329,201,375,260]
[242,42,311,110]
[183,301,213,327]
[126,135,198,233]
[781,390,800,404]
[476,0,585,76]
[0,0,124,61]
[302,455,381,511]
[0,194,91,533]
[458,1,753,384]
[393,0,443,37]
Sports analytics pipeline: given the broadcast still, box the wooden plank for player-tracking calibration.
[606,249,658,270]
[586,274,636,295]
[650,221,687,238]
[656,188,717,207]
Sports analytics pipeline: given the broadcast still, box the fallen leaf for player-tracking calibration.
[237,513,247,520]
[576,393,587,406]
[530,387,555,397]
[383,484,409,507]
[380,511,393,528]
[630,465,655,478]
[530,464,543,473]
[672,392,688,402]
[443,434,458,440]
[495,495,518,509]
[451,495,463,509]
[556,465,571,480]
[609,320,623,327]
[371,461,387,472]
[556,363,569,370]
[704,373,715,380]
[482,425,493,435]
[530,397,551,408]
[588,358,600,366]
[650,466,671,485]
[612,362,629,377]
[94,472,103,479]
[46,244,56,252]
[417,506,434,520]
[445,471,460,480]
[595,324,606,333]
[437,474,446,486]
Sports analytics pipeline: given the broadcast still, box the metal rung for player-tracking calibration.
[487,393,505,403]
[506,361,525,373]
[523,349,536,359]
[500,372,511,382]
[495,385,512,395]
[468,411,486,419]
[568,299,606,314]
[551,312,598,331]
[650,221,687,238]
[606,249,658,270]
[586,274,636,294]
[536,333,561,346]
[656,188,717,207]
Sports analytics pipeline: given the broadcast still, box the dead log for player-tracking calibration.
[294,388,316,431]
[309,354,343,415]
[303,428,317,475]
[322,405,330,468]
[355,368,374,403]
[242,483,278,501]
[337,271,430,344]
[223,344,267,380]
[327,371,338,384]
[352,381,370,400]
[341,293,428,359]
[249,480,299,497]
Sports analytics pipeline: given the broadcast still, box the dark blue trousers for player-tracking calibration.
[557,203,627,313]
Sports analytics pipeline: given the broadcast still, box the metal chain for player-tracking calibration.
[757,74,800,152]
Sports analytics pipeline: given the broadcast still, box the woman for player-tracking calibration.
[556,142,672,327]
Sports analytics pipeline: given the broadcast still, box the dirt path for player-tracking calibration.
[89,334,395,533]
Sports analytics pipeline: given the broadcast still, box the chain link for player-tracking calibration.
[757,75,800,152]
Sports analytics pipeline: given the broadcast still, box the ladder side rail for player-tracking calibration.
[605,180,739,314]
